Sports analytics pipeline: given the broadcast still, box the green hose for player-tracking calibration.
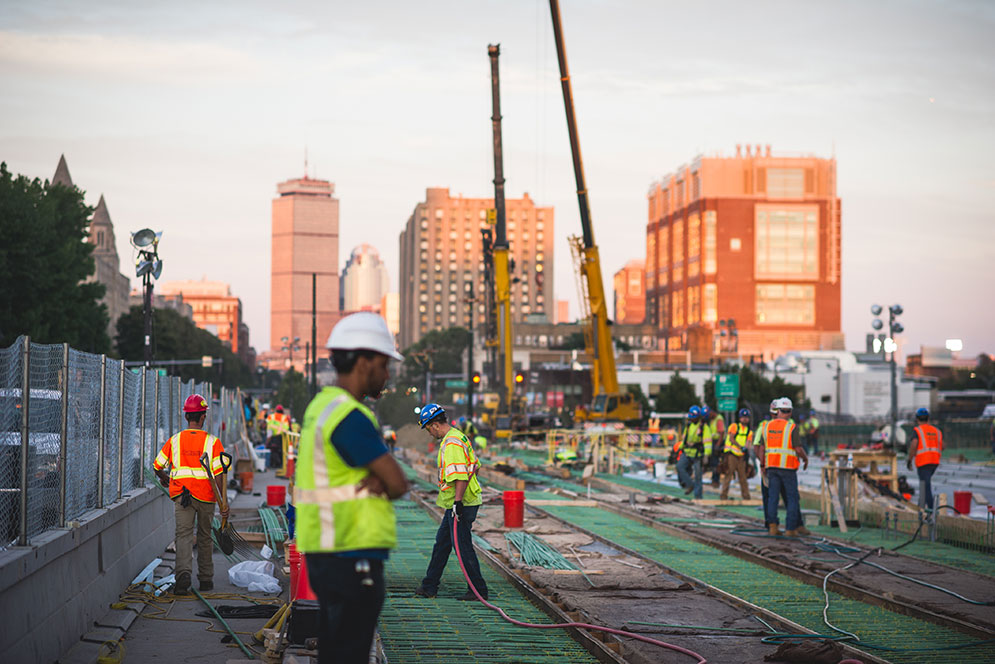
[191,587,255,659]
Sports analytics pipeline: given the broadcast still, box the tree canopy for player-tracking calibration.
[275,369,309,423]
[400,326,471,387]
[653,372,698,412]
[0,162,110,352]
[116,305,253,387]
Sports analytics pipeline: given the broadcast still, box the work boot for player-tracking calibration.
[683,486,694,495]
[413,586,436,599]
[199,579,214,592]
[173,572,191,595]
[767,524,781,536]
[457,589,487,601]
[784,529,798,537]
[794,526,811,536]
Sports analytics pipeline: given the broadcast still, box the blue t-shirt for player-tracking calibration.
[329,409,391,560]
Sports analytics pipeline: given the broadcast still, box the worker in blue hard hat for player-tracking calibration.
[720,408,754,500]
[676,406,709,498]
[908,407,943,510]
[414,403,489,601]
[702,405,725,487]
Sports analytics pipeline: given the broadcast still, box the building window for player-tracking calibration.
[688,286,700,323]
[688,214,700,278]
[658,226,669,286]
[419,304,427,313]
[692,173,700,200]
[646,231,656,291]
[672,291,684,327]
[436,209,443,219]
[420,240,428,249]
[421,219,428,229]
[703,211,717,274]
[703,283,717,322]
[730,237,742,252]
[756,283,815,325]
[755,206,819,279]
[766,168,805,198]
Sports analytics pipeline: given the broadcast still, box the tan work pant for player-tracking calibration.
[720,453,750,500]
[175,498,216,584]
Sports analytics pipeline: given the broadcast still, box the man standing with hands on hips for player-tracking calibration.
[414,403,489,601]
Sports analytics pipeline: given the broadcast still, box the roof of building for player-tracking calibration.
[52,154,73,187]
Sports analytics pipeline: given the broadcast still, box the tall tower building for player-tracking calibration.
[271,175,340,360]
[340,244,390,312]
[398,187,554,348]
[645,144,842,361]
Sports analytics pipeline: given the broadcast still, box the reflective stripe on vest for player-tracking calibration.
[166,430,221,501]
[724,423,751,456]
[303,394,349,551]
[438,433,479,489]
[914,424,942,467]
[764,420,799,470]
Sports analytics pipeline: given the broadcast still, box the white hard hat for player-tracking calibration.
[769,399,779,414]
[776,397,793,410]
[325,312,404,361]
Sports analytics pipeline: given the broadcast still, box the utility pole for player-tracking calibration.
[466,282,476,421]
[311,273,318,396]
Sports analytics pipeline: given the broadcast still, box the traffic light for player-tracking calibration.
[514,372,524,384]
[472,372,481,384]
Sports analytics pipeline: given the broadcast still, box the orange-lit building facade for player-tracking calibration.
[158,279,245,354]
[398,188,554,348]
[271,176,340,362]
[645,145,842,361]
[613,260,646,325]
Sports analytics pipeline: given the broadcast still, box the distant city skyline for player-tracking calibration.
[1,1,992,356]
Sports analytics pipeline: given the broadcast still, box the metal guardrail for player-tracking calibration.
[0,336,246,550]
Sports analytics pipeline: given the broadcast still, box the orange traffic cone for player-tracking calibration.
[296,552,317,601]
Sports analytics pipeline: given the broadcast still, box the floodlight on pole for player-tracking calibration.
[871,302,904,449]
[132,228,163,370]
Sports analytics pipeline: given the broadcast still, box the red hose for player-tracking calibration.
[450,513,707,663]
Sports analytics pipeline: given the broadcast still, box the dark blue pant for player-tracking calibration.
[766,468,802,530]
[676,454,703,498]
[917,463,938,510]
[305,554,385,664]
[760,473,789,527]
[421,504,489,597]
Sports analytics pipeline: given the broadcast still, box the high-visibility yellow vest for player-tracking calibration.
[764,419,799,470]
[294,387,396,553]
[679,422,709,458]
[723,423,752,457]
[437,427,482,508]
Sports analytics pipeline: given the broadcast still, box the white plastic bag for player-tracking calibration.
[228,560,281,593]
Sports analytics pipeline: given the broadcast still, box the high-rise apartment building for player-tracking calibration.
[158,279,247,358]
[613,259,646,325]
[645,145,842,361]
[271,175,340,357]
[340,244,389,312]
[398,188,553,348]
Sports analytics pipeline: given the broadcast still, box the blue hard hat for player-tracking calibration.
[418,403,447,428]
[702,405,711,418]
[738,408,751,418]
[688,406,702,418]
[915,407,929,419]
[459,416,466,425]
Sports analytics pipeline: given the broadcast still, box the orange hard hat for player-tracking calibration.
[183,394,209,413]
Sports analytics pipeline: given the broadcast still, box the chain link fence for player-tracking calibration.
[0,336,245,550]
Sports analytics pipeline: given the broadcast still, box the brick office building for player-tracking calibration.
[398,187,554,348]
[158,278,252,364]
[613,259,646,325]
[270,175,340,365]
[645,145,843,361]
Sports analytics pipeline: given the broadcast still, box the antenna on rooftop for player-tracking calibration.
[304,146,309,178]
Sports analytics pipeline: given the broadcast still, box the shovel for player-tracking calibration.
[202,452,235,555]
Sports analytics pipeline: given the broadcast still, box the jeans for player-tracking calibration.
[765,468,802,530]
[917,463,938,510]
[421,504,488,597]
[174,498,215,585]
[760,474,788,527]
[676,454,703,498]
[306,554,386,664]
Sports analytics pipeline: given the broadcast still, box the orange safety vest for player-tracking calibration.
[913,424,942,467]
[153,429,224,502]
[764,419,799,470]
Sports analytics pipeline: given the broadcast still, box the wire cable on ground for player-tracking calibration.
[451,513,707,663]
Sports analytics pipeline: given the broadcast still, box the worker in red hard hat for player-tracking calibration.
[266,405,291,468]
[153,394,226,595]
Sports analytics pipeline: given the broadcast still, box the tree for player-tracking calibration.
[0,162,110,352]
[626,384,651,421]
[401,327,471,388]
[551,332,586,350]
[374,388,421,431]
[653,372,698,412]
[116,305,253,387]
[276,369,308,423]
[938,354,995,391]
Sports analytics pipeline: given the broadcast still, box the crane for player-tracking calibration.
[550,0,640,425]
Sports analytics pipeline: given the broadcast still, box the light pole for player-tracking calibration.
[872,304,904,448]
[281,335,301,419]
[130,229,163,369]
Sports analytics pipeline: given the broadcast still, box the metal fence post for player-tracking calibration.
[117,361,125,500]
[18,337,31,546]
[139,367,146,486]
[97,355,106,508]
[168,374,174,436]
[59,343,69,528]
[153,371,160,472]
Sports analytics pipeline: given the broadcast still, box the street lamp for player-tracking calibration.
[281,336,302,419]
[131,229,163,369]
[871,304,904,448]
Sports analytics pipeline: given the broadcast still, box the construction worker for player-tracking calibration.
[907,407,942,510]
[152,394,226,595]
[414,402,489,601]
[474,434,489,453]
[720,408,753,500]
[753,400,782,531]
[757,397,809,536]
[676,406,709,498]
[647,416,661,446]
[266,405,290,468]
[295,312,409,664]
[701,406,724,486]
[800,410,821,455]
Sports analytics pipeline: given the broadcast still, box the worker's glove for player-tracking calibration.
[906,459,913,471]
[452,501,465,520]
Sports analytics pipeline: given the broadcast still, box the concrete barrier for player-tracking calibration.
[0,487,174,663]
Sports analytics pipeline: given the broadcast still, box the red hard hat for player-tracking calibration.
[275,405,284,413]
[183,394,209,413]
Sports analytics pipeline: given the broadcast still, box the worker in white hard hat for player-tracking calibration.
[756,397,809,536]
[751,399,787,532]
[295,312,409,664]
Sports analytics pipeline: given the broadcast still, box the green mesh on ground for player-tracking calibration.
[539,502,995,664]
[381,501,599,663]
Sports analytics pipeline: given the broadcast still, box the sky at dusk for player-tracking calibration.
[1,0,992,357]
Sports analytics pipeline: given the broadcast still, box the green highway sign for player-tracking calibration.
[717,397,738,412]
[445,379,468,389]
[716,374,739,411]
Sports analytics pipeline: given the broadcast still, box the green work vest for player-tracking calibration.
[295,387,397,553]
[681,422,709,458]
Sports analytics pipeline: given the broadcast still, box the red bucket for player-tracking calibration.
[239,471,253,493]
[267,484,287,507]
[953,491,972,515]
[503,490,525,528]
